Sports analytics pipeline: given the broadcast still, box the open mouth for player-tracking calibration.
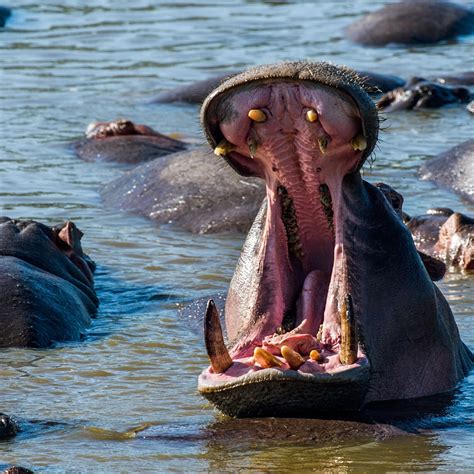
[198,62,379,416]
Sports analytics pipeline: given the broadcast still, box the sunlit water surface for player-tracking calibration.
[0,1,473,471]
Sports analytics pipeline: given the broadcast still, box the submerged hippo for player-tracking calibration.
[406,208,474,272]
[101,147,265,234]
[420,140,474,204]
[74,119,187,164]
[377,77,471,111]
[0,218,98,347]
[346,1,474,46]
[197,61,473,417]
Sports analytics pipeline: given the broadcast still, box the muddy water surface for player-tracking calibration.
[0,1,473,471]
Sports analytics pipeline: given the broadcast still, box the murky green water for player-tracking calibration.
[1,1,473,471]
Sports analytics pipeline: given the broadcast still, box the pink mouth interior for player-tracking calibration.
[202,80,370,383]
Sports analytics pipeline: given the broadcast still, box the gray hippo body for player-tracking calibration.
[74,119,187,164]
[420,140,474,204]
[197,61,472,417]
[346,1,474,46]
[377,77,471,111]
[101,147,265,234]
[0,218,98,347]
[406,208,474,271]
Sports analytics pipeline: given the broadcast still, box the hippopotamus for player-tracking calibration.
[405,208,474,272]
[73,119,187,164]
[377,77,471,111]
[420,140,474,204]
[101,147,265,234]
[0,6,11,27]
[151,70,405,105]
[0,218,98,347]
[197,61,473,417]
[346,1,474,46]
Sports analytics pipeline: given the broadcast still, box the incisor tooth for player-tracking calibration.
[306,109,318,122]
[253,347,283,368]
[248,109,267,123]
[281,345,305,370]
[204,300,233,373]
[214,139,236,157]
[318,137,328,155]
[248,138,258,158]
[339,295,358,365]
[351,134,367,151]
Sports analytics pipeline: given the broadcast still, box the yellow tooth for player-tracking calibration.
[318,137,328,155]
[214,139,236,157]
[351,134,367,151]
[248,109,267,123]
[248,138,258,158]
[310,349,323,363]
[204,300,233,374]
[306,109,318,122]
[339,295,358,365]
[253,347,283,368]
[281,345,305,370]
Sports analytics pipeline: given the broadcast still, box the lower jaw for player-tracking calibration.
[198,360,370,417]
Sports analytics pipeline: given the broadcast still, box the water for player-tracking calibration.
[1,0,473,471]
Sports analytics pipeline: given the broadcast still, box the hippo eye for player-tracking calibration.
[305,109,318,122]
[248,109,267,122]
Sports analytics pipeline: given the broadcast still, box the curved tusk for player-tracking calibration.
[204,300,233,373]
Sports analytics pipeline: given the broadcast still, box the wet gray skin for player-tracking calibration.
[406,208,474,272]
[377,77,471,111]
[0,414,18,439]
[101,146,265,234]
[198,61,473,417]
[346,1,474,46]
[74,119,187,164]
[420,139,474,205]
[0,218,98,347]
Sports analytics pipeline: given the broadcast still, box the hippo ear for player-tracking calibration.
[222,151,265,179]
[57,221,84,253]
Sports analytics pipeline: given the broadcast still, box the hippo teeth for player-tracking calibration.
[204,300,233,373]
[339,295,358,365]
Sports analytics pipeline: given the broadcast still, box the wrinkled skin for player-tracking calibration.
[377,77,471,111]
[73,119,187,164]
[198,61,473,417]
[420,139,474,204]
[0,6,10,27]
[406,208,474,272]
[101,147,265,234]
[0,218,98,347]
[346,1,474,46]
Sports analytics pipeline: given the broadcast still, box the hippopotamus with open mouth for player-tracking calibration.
[197,61,473,417]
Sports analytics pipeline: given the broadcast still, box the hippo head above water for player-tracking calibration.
[197,61,473,417]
